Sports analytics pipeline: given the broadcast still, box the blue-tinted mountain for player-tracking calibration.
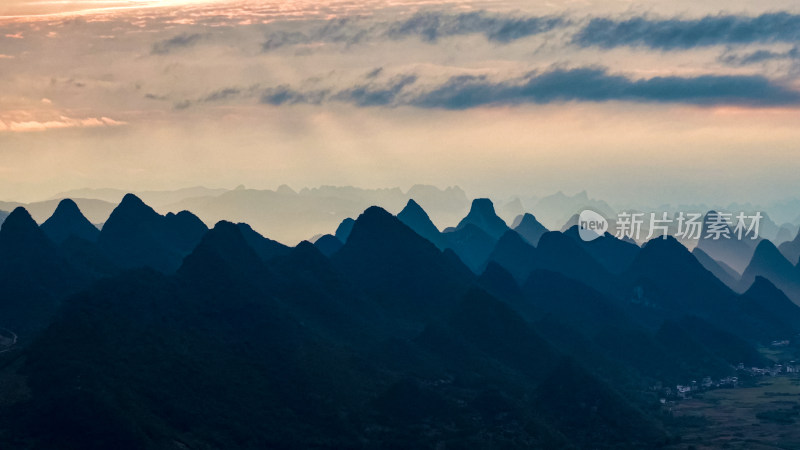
[236,222,290,261]
[333,206,473,321]
[0,210,10,227]
[535,231,619,297]
[512,213,548,246]
[485,230,539,283]
[622,236,798,342]
[334,217,355,242]
[563,225,640,274]
[692,247,740,290]
[97,194,208,272]
[533,358,667,448]
[397,199,443,248]
[7,199,800,449]
[486,229,617,296]
[441,223,497,273]
[40,198,100,244]
[178,220,266,284]
[0,207,84,335]
[779,229,800,265]
[739,239,800,304]
[455,198,509,239]
[696,210,757,274]
[312,233,343,257]
[740,276,800,329]
[476,261,524,306]
[625,236,731,311]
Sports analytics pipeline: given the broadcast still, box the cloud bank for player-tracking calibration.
[260,67,800,109]
[574,12,800,50]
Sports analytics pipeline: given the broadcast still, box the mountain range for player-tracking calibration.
[1,193,800,448]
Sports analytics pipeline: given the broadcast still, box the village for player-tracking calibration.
[657,360,800,404]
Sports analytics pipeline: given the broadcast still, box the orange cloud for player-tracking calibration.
[0,114,126,132]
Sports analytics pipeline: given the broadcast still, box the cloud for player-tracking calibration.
[574,12,800,50]
[260,11,564,51]
[332,75,418,106]
[151,33,204,55]
[260,86,329,106]
[720,46,800,66]
[0,115,125,132]
[385,11,565,43]
[259,67,800,109]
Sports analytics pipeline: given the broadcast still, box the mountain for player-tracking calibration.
[441,223,497,273]
[397,199,443,248]
[775,224,798,247]
[178,220,266,283]
[533,359,668,448]
[498,197,524,223]
[741,277,800,328]
[695,210,757,274]
[333,206,473,322]
[533,190,615,230]
[7,199,800,448]
[455,198,509,239]
[160,185,467,245]
[739,239,800,304]
[51,186,230,208]
[485,230,539,283]
[236,222,290,262]
[779,229,800,266]
[0,210,8,226]
[40,198,100,244]
[334,217,355,243]
[624,236,732,314]
[512,213,548,246]
[692,247,740,290]
[0,198,115,225]
[312,234,343,257]
[563,225,639,274]
[476,261,524,306]
[622,236,794,342]
[0,208,83,335]
[97,194,208,273]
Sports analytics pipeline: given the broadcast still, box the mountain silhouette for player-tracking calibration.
[312,234,343,257]
[486,230,539,283]
[0,207,83,334]
[441,223,497,272]
[563,225,639,274]
[476,261,524,306]
[97,194,208,272]
[739,239,800,304]
[236,222,290,261]
[512,213,548,246]
[696,210,757,274]
[41,198,100,244]
[455,198,509,239]
[334,217,355,243]
[333,206,473,321]
[625,236,731,312]
[779,229,800,265]
[397,199,443,248]
[6,198,800,449]
[692,247,740,290]
[533,358,667,448]
[178,220,266,284]
[740,276,800,329]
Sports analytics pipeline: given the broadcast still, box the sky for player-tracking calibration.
[1,0,800,206]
